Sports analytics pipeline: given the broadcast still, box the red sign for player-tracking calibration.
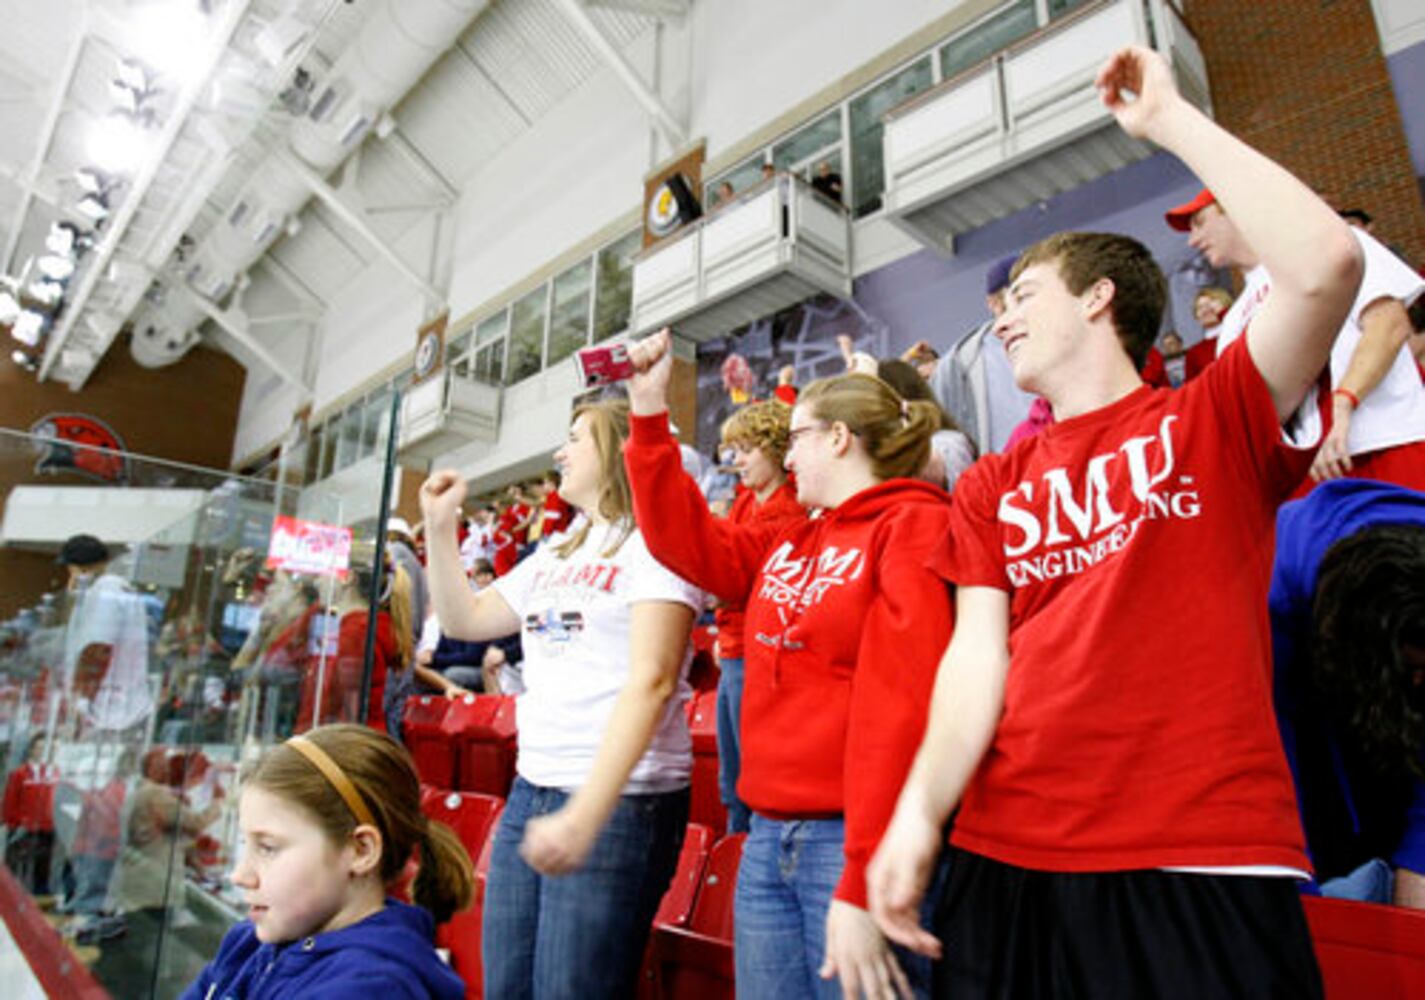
[265,516,352,577]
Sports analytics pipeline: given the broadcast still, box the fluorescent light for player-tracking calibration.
[109,79,142,114]
[75,167,108,194]
[87,113,150,174]
[77,195,110,222]
[45,223,75,256]
[37,255,75,281]
[116,58,150,93]
[124,4,211,86]
[12,310,45,346]
[29,281,64,305]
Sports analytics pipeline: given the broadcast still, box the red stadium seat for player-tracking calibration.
[654,823,714,928]
[644,832,745,1000]
[446,694,518,798]
[405,695,456,788]
[686,690,726,836]
[435,797,504,1000]
[1303,895,1425,998]
[420,787,505,861]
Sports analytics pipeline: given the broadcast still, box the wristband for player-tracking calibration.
[1332,388,1360,410]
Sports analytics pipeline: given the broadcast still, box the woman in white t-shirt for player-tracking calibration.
[420,399,703,999]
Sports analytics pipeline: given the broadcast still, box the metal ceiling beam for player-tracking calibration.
[1,16,89,275]
[179,283,312,399]
[586,0,690,18]
[275,146,445,306]
[549,0,688,150]
[39,0,256,382]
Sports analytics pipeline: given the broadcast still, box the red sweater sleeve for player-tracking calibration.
[2,764,28,828]
[625,412,792,605]
[836,508,956,907]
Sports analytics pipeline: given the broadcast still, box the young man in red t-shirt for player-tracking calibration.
[866,46,1363,996]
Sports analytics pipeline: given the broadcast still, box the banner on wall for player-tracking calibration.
[265,515,352,577]
[28,412,129,484]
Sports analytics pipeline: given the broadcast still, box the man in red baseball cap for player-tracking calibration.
[1167,183,1425,493]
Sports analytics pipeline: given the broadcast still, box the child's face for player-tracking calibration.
[231,785,356,944]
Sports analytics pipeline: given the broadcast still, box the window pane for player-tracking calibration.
[475,340,505,384]
[705,155,770,207]
[318,422,336,480]
[362,391,391,459]
[1048,0,1090,18]
[849,56,934,217]
[594,230,641,341]
[507,286,547,385]
[547,260,592,367]
[772,111,843,171]
[940,0,1038,80]
[335,406,362,470]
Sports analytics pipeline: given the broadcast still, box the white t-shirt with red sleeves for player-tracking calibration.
[493,521,704,793]
[1216,230,1425,457]
[943,340,1319,875]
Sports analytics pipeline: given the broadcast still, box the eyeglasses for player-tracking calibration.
[787,423,830,446]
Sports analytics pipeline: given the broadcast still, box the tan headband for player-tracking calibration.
[286,736,377,830]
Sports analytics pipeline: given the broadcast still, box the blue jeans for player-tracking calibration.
[736,815,934,1000]
[67,854,116,915]
[716,658,751,834]
[482,777,689,999]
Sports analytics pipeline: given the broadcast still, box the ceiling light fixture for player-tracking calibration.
[12,310,46,346]
[77,194,110,222]
[75,167,111,195]
[87,113,151,175]
[37,255,76,281]
[45,223,75,256]
[124,3,212,86]
[28,280,65,306]
[0,290,19,325]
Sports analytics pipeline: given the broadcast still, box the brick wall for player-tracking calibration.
[1186,0,1425,265]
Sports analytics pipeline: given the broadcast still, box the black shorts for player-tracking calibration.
[931,847,1323,999]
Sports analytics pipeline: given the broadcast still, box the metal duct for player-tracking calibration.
[132,0,487,369]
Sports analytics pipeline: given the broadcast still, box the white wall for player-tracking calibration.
[232,1,979,467]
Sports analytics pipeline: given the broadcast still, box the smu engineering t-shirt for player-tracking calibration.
[943,339,1318,874]
[494,522,704,793]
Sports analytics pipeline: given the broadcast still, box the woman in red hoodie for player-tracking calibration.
[624,329,956,1000]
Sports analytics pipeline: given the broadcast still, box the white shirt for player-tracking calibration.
[62,574,154,731]
[1215,232,1425,456]
[460,522,495,571]
[493,522,704,793]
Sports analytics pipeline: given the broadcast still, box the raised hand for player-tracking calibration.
[1095,45,1185,142]
[626,327,674,416]
[419,470,468,534]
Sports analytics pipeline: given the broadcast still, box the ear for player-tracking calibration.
[346,824,384,879]
[1080,276,1116,324]
[828,421,855,458]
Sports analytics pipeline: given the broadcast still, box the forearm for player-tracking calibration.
[892,634,1007,835]
[1150,101,1354,305]
[625,414,769,602]
[1340,300,1412,399]
[412,664,455,693]
[563,673,677,831]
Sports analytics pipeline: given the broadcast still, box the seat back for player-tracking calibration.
[405,695,456,787]
[420,787,505,859]
[654,823,714,928]
[1303,895,1425,998]
[448,695,517,797]
[436,799,504,999]
[689,833,745,940]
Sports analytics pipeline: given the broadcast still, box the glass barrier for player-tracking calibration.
[0,423,399,998]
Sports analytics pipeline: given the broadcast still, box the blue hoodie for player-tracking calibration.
[179,899,466,1000]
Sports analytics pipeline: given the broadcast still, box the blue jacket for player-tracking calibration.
[179,899,466,1000]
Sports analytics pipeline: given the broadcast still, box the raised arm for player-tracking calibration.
[419,471,522,642]
[1097,46,1362,420]
[625,330,795,602]
[866,585,1010,957]
[519,598,695,874]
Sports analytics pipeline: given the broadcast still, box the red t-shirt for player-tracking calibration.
[944,339,1318,874]
[714,481,804,661]
[541,491,574,537]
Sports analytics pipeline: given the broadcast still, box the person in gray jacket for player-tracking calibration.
[926,254,1036,454]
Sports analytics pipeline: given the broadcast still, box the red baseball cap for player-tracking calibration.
[1164,188,1216,231]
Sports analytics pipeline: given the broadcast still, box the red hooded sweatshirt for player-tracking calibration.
[625,412,955,906]
[715,481,804,662]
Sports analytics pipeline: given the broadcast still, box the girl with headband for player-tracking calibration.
[421,399,705,998]
[180,725,470,999]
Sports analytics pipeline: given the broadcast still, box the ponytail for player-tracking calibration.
[413,818,475,925]
[798,373,941,482]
